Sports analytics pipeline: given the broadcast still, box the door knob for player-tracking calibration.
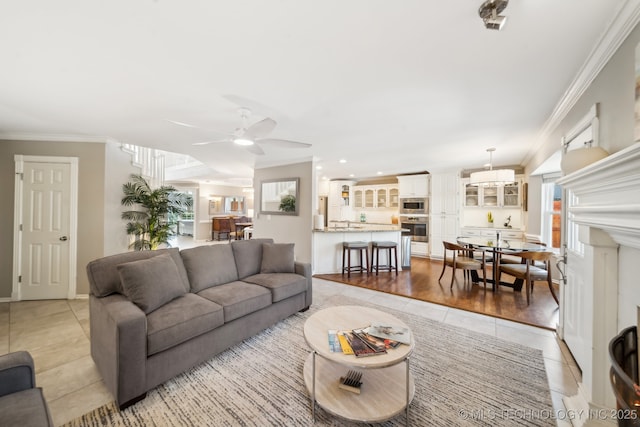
[59,236,68,241]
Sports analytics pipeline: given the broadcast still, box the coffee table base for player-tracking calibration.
[303,353,415,423]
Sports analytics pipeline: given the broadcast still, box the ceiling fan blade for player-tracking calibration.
[244,144,265,155]
[192,139,231,146]
[257,138,312,148]
[245,117,277,139]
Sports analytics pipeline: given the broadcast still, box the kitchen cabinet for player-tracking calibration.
[411,241,428,257]
[353,188,363,208]
[352,184,398,209]
[462,177,521,207]
[460,227,523,240]
[389,187,399,208]
[328,180,354,222]
[429,173,459,259]
[397,174,429,198]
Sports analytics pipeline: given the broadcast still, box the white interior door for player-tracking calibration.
[13,156,78,300]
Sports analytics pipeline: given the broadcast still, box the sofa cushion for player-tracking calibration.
[87,248,190,297]
[197,281,272,323]
[118,252,186,314]
[231,238,274,279]
[146,293,224,356]
[0,388,53,427]
[180,245,239,292]
[243,273,308,303]
[260,243,295,273]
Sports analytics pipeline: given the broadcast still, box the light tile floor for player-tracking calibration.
[0,278,582,426]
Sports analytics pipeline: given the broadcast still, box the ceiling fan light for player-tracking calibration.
[234,138,254,146]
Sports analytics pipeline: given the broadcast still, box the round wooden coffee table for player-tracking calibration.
[303,305,415,424]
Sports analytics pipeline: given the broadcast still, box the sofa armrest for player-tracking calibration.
[0,351,35,397]
[295,261,313,308]
[90,294,148,407]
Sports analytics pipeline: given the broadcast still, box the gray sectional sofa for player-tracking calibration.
[86,238,312,409]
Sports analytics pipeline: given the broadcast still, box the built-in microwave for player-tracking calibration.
[400,198,428,215]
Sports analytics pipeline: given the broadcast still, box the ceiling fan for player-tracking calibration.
[170,108,311,155]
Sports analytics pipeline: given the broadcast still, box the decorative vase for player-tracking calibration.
[487,222,494,228]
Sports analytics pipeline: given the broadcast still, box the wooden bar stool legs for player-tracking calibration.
[342,242,370,277]
[371,241,398,275]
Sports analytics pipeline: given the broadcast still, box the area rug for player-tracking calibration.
[65,295,554,426]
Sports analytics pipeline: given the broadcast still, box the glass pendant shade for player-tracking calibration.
[469,147,515,186]
[469,168,515,186]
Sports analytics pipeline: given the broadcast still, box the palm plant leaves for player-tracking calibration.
[121,174,189,250]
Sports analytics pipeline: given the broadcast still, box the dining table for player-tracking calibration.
[456,236,549,292]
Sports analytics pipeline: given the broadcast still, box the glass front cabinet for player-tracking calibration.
[352,185,399,209]
[462,178,521,207]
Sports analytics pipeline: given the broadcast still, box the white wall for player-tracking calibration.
[195,183,249,240]
[253,161,313,263]
[461,207,522,229]
[104,142,141,255]
[617,246,640,330]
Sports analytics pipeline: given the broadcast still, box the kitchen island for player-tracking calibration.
[313,223,407,274]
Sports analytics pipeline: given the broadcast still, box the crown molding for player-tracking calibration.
[0,132,119,144]
[523,0,640,166]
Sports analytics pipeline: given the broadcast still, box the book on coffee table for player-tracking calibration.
[366,322,411,345]
[352,328,387,354]
[328,329,342,353]
[343,331,380,357]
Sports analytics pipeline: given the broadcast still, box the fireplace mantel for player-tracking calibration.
[557,141,640,250]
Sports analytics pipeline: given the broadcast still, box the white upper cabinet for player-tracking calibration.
[462,177,521,208]
[389,187,399,208]
[430,173,458,215]
[352,184,398,209]
[397,174,429,198]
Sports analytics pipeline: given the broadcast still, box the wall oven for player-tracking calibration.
[400,217,428,242]
[400,198,428,215]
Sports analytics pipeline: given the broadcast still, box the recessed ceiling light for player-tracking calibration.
[377,171,383,175]
[339,159,347,163]
[349,174,355,177]
[316,165,323,170]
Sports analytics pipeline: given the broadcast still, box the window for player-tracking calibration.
[565,189,584,255]
[541,175,561,251]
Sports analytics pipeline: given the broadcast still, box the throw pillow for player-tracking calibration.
[260,243,295,273]
[117,252,186,314]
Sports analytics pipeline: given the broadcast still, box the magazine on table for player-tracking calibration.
[342,331,379,357]
[366,322,411,345]
[352,328,387,354]
[328,329,342,353]
[336,331,354,355]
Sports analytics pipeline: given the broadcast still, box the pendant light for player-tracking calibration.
[469,148,515,187]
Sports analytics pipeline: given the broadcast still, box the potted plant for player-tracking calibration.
[279,194,296,212]
[487,211,494,227]
[121,174,192,250]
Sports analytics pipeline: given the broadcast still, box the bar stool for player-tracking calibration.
[342,241,370,277]
[371,241,398,275]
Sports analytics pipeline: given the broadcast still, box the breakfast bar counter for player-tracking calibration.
[312,224,407,274]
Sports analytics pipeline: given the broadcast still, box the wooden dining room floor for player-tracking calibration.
[314,256,560,330]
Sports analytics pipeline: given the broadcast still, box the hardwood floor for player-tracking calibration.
[314,256,560,330]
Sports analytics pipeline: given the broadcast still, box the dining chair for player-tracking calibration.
[497,251,558,305]
[438,241,487,289]
[500,240,547,267]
